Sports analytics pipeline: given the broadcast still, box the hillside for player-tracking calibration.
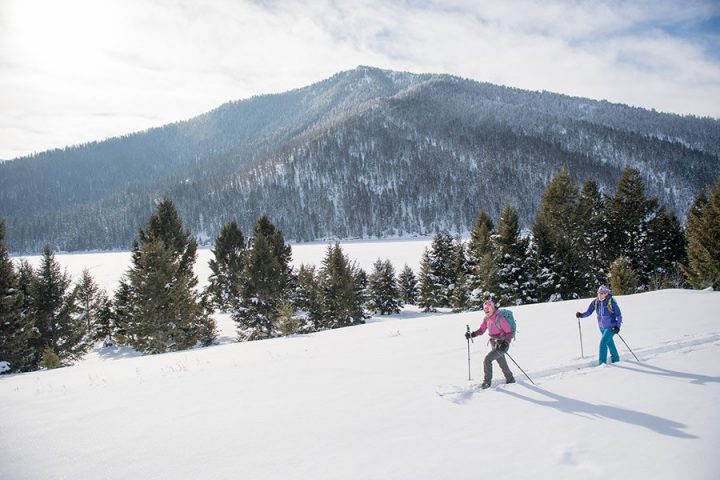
[1,66,719,252]
[1,287,719,480]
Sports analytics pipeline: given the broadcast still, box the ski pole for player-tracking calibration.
[577,316,584,359]
[466,325,473,381]
[504,350,536,385]
[617,333,640,362]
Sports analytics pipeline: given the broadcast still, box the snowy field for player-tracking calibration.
[15,237,434,295]
[2,243,720,479]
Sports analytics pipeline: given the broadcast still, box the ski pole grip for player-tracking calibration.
[466,325,473,343]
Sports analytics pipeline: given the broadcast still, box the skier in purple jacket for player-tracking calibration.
[576,285,623,365]
[465,299,515,389]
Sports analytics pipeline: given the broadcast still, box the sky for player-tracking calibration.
[0,0,719,160]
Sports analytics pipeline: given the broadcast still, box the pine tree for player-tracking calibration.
[0,221,37,373]
[33,245,90,363]
[417,249,437,312]
[646,211,686,289]
[466,210,494,308]
[368,259,401,315]
[609,256,638,295]
[605,168,661,290]
[450,238,469,311]
[234,234,283,340]
[317,244,364,329]
[576,178,608,294]
[494,205,532,306]
[233,216,293,340]
[682,179,720,289]
[416,233,456,310]
[119,199,214,354]
[74,269,108,340]
[294,264,321,331]
[397,265,418,305]
[353,267,370,315]
[207,220,246,312]
[530,168,586,301]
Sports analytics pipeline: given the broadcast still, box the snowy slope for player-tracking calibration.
[2,288,719,480]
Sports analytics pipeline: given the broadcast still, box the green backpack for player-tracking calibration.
[496,309,517,340]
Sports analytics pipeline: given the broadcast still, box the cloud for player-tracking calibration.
[0,0,718,159]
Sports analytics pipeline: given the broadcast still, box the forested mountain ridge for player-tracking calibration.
[1,66,718,252]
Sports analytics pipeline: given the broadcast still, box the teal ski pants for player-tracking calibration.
[599,328,620,365]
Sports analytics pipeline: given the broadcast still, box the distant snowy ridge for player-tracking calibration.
[2,66,718,253]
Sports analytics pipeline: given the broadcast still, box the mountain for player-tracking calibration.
[1,66,718,252]
[2,277,719,478]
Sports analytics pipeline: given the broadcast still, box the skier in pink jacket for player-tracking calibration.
[465,299,515,389]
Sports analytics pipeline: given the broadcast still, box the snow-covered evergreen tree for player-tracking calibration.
[493,205,532,306]
[0,221,37,373]
[466,210,494,308]
[368,259,401,315]
[576,178,608,294]
[397,265,418,305]
[417,249,437,312]
[293,264,321,332]
[530,168,586,301]
[317,244,364,329]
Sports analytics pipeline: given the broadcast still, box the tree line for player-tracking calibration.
[2,167,719,374]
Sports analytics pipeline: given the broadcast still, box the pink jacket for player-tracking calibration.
[472,310,513,341]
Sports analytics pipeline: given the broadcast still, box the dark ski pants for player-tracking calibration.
[484,340,514,383]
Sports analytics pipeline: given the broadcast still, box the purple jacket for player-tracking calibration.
[472,310,513,342]
[580,296,622,329]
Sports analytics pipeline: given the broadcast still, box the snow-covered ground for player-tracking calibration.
[3,245,720,479]
[15,237,434,295]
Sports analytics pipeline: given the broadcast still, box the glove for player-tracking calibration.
[612,326,620,334]
[465,332,472,340]
[575,312,582,318]
[494,340,508,351]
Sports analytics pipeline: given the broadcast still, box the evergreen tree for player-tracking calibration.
[119,199,214,354]
[93,295,116,346]
[494,205,532,306]
[576,178,608,293]
[416,232,456,310]
[605,168,661,290]
[417,249,438,312]
[253,214,293,295]
[397,265,418,305]
[466,210,494,308]
[294,264,321,331]
[234,234,283,340]
[682,179,720,289]
[233,216,293,340]
[32,245,90,363]
[530,168,586,301]
[368,259,401,315]
[450,238,469,311]
[646,211,686,289]
[207,220,246,312]
[0,221,37,373]
[353,267,371,315]
[317,244,364,329]
[609,256,638,295]
[74,269,107,340]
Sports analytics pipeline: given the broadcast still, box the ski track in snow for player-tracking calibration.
[436,331,720,399]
